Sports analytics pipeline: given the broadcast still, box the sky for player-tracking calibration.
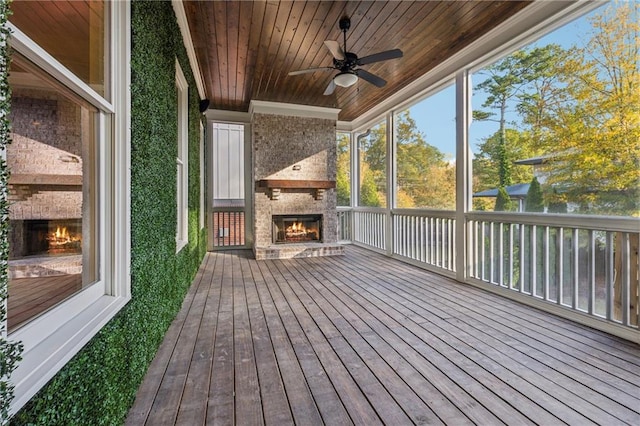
[405,3,604,158]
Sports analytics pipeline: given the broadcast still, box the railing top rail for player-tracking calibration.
[392,208,456,219]
[466,211,640,233]
[342,206,457,219]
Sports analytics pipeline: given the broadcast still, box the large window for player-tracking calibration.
[175,61,188,251]
[358,121,387,207]
[394,83,456,209]
[471,1,638,217]
[7,54,98,332]
[7,0,130,413]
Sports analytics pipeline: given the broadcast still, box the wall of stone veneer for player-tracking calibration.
[7,87,86,260]
[8,88,84,221]
[252,112,338,249]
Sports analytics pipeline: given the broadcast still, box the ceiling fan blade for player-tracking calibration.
[357,48,403,66]
[323,79,336,96]
[288,67,334,76]
[356,69,386,88]
[324,40,345,60]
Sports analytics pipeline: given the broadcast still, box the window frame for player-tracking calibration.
[175,59,189,252]
[6,1,131,415]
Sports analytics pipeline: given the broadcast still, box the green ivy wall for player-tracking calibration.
[10,1,206,423]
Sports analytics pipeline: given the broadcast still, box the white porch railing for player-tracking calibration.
[393,209,456,272]
[467,212,639,330]
[353,208,387,251]
[338,208,640,336]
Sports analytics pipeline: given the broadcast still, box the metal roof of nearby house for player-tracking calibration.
[473,183,531,199]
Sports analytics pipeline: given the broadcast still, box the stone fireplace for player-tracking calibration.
[251,101,344,259]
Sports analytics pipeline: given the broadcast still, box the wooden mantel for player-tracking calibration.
[257,179,335,200]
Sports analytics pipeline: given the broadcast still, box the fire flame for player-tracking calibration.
[286,222,307,236]
[48,226,81,246]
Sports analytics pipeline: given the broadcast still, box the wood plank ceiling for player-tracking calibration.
[184,1,532,122]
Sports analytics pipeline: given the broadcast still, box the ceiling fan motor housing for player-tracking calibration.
[334,52,359,71]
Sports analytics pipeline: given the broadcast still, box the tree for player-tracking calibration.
[358,124,387,206]
[336,133,350,206]
[535,2,639,215]
[525,177,544,212]
[395,110,455,209]
[473,128,536,194]
[495,187,514,211]
[359,164,382,207]
[474,45,567,192]
[547,188,568,213]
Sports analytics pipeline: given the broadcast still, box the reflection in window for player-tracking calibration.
[358,122,386,207]
[7,53,98,331]
[394,84,456,209]
[9,0,109,97]
[336,132,350,207]
[471,2,638,216]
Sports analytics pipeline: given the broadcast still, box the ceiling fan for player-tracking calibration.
[288,17,403,95]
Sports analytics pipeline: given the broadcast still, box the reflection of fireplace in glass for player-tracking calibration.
[273,215,322,244]
[13,219,82,258]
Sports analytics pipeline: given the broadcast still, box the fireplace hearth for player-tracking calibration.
[273,214,322,244]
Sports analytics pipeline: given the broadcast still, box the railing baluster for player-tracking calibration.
[481,221,486,281]
[588,229,595,315]
[499,222,504,286]
[572,228,579,310]
[605,231,614,320]
[532,225,538,297]
[509,224,514,289]
[544,226,550,301]
[621,232,630,326]
[558,228,564,305]
[519,224,525,293]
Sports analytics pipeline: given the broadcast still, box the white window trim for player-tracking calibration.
[199,121,205,230]
[8,1,131,416]
[175,60,189,252]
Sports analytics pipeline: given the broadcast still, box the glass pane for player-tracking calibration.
[336,132,350,206]
[358,121,386,207]
[10,0,109,98]
[470,2,637,217]
[394,83,456,209]
[7,53,98,332]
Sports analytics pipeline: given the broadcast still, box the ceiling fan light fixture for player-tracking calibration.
[333,71,358,88]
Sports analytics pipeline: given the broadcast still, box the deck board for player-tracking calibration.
[127,246,640,425]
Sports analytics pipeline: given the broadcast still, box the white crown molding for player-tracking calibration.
[172,0,206,100]
[205,109,251,123]
[336,120,354,132]
[249,100,340,121]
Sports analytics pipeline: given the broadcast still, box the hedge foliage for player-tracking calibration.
[1,1,24,424]
[10,1,206,424]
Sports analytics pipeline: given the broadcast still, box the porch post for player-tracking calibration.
[386,112,395,256]
[455,71,472,282]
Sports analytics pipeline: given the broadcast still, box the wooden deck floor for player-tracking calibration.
[126,246,640,425]
[8,273,82,331]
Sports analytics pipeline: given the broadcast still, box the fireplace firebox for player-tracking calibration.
[273,214,322,244]
[10,219,82,258]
